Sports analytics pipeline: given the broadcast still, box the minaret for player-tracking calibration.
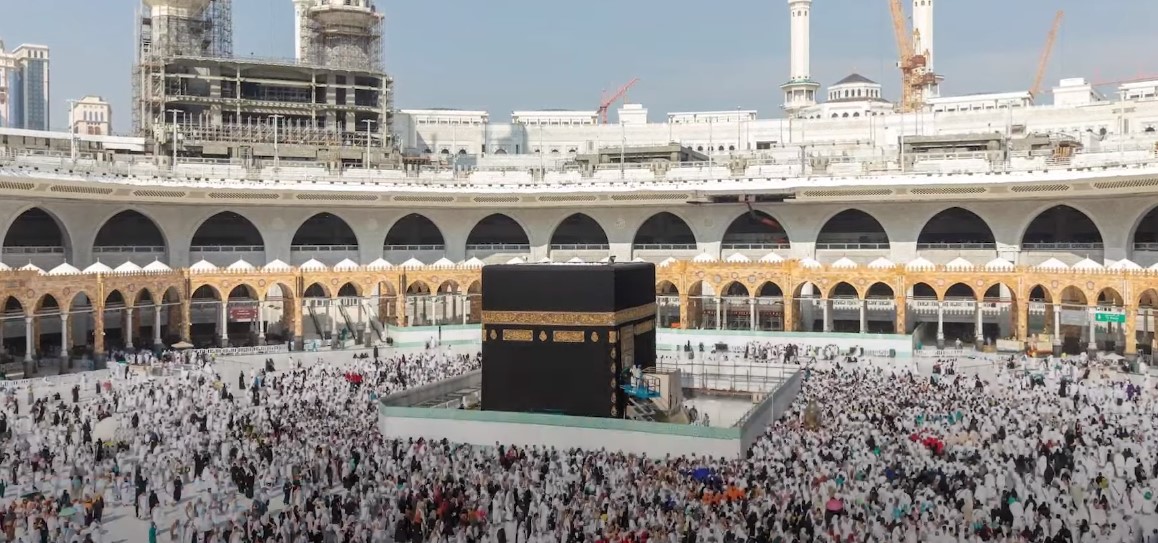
[780,0,820,116]
[911,0,942,98]
[293,0,313,61]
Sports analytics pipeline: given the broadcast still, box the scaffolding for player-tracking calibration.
[130,0,394,164]
[133,0,233,135]
[300,2,384,72]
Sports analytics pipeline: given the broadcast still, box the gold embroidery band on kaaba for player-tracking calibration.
[633,320,654,335]
[481,303,656,327]
[501,329,534,342]
[552,330,585,343]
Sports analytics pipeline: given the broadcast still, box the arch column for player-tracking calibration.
[290,299,304,349]
[125,308,134,349]
[23,316,33,363]
[858,299,867,334]
[1125,305,1138,358]
[60,312,69,361]
[180,300,192,343]
[678,291,690,328]
[153,303,163,348]
[1087,305,1097,355]
[894,294,906,335]
[974,301,984,348]
[219,302,229,347]
[821,299,832,333]
[782,295,795,332]
[935,301,945,348]
[92,302,105,362]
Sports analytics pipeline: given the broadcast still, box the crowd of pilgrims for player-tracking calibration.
[2,344,1158,542]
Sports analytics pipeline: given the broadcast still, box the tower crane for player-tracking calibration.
[1029,10,1064,101]
[598,78,640,124]
[887,0,937,113]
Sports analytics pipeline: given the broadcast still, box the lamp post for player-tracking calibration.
[361,119,375,169]
[269,114,285,167]
[167,109,183,167]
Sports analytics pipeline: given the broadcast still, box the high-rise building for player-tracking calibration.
[69,95,112,135]
[0,40,11,128]
[2,43,51,131]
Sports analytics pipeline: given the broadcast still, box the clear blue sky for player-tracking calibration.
[3,0,1156,132]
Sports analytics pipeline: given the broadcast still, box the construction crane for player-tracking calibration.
[598,78,639,124]
[1029,10,1064,101]
[887,0,937,113]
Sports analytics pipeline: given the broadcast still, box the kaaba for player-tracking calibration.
[480,262,657,419]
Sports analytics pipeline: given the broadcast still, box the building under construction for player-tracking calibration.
[132,0,394,167]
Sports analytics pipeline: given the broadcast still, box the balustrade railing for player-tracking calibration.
[191,245,265,253]
[3,144,1155,188]
[465,243,531,252]
[916,242,997,250]
[815,243,891,250]
[1022,242,1104,251]
[93,245,166,254]
[634,243,697,251]
[383,244,446,252]
[721,243,792,250]
[290,245,359,252]
[549,243,611,251]
[2,246,65,255]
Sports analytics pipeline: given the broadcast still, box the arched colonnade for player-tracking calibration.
[2,261,1157,364]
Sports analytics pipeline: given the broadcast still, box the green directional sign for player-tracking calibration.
[1095,312,1126,324]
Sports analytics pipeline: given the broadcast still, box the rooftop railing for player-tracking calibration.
[2,143,1156,189]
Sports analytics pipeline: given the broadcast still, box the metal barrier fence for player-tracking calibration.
[191,345,289,358]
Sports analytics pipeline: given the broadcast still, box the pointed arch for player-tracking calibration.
[303,283,331,298]
[1097,287,1124,307]
[721,210,790,249]
[828,282,859,299]
[191,285,222,301]
[437,280,460,294]
[866,283,894,298]
[909,282,936,299]
[1021,205,1102,248]
[549,213,609,248]
[1133,205,1158,249]
[384,213,445,248]
[756,282,784,297]
[720,282,749,297]
[191,211,265,249]
[227,285,259,300]
[633,212,696,248]
[104,290,127,308]
[917,207,995,248]
[292,212,359,247]
[36,294,61,315]
[656,281,679,296]
[3,207,71,259]
[406,281,432,295]
[93,210,168,252]
[2,297,24,317]
[944,283,976,301]
[816,209,889,248]
[466,214,529,248]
